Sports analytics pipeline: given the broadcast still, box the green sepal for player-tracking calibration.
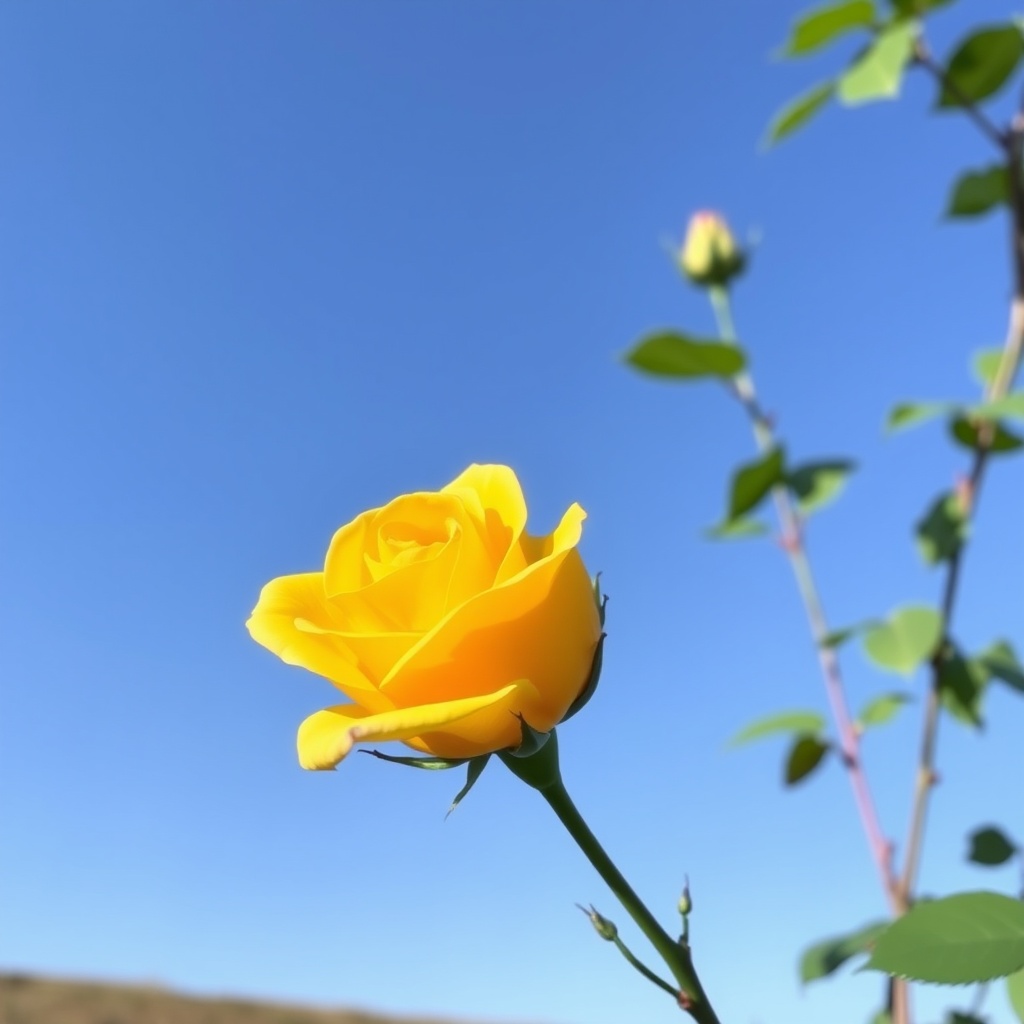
[445,755,491,819]
[499,727,562,792]
[506,714,552,759]
[561,632,607,725]
[361,749,472,770]
[593,572,608,628]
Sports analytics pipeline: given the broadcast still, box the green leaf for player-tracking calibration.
[788,459,855,514]
[864,891,1024,983]
[973,347,1005,388]
[838,20,918,106]
[728,445,787,520]
[937,649,987,727]
[764,81,835,147]
[729,709,827,748]
[862,605,943,676]
[445,755,491,818]
[785,734,831,785]
[704,517,770,541]
[889,0,956,16]
[916,491,969,565]
[624,331,746,380]
[857,692,912,729]
[870,1009,893,1024]
[781,1,876,57]
[886,400,956,431]
[967,826,1018,866]
[947,166,1009,218]
[939,25,1024,108]
[979,640,1024,694]
[949,415,1024,454]
[975,392,1024,422]
[821,625,860,648]
[1008,967,1024,1023]
[800,920,889,983]
[947,1013,986,1024]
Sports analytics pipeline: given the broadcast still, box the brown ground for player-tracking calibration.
[0,974,493,1024]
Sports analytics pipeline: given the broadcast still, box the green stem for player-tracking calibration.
[501,735,722,1024]
[612,935,680,998]
[707,285,900,915]
[542,780,720,1022]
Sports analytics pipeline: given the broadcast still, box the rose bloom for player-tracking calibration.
[247,464,602,770]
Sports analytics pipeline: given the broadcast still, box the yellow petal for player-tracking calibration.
[494,501,587,586]
[296,682,523,769]
[324,490,499,633]
[293,621,422,683]
[380,512,601,734]
[246,573,391,713]
[515,501,587,569]
[443,464,528,577]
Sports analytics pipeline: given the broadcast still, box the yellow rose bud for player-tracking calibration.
[678,211,745,288]
[247,464,603,770]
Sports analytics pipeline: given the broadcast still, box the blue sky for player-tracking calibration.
[1,2,1022,1024]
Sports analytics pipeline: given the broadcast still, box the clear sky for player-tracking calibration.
[2,3,1022,1024]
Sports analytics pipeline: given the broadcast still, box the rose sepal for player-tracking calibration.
[361,750,473,770]
[499,725,562,792]
[560,629,606,725]
[445,754,491,818]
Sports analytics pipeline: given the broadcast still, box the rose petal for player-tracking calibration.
[296,682,525,769]
[324,491,498,633]
[246,573,390,712]
[293,622,422,683]
[443,464,528,581]
[380,503,600,731]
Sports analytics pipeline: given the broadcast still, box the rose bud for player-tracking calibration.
[678,211,745,288]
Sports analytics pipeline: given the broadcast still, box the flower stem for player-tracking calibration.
[501,735,723,1024]
[898,113,1024,910]
[542,780,721,1023]
[708,285,900,916]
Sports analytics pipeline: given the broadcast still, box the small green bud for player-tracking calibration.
[678,211,745,288]
[678,880,692,917]
[576,903,618,941]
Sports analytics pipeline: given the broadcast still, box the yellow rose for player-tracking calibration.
[678,211,745,288]
[247,464,602,770]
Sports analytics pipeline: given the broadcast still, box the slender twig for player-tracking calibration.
[898,116,1024,908]
[709,287,902,916]
[542,781,721,1023]
[500,736,723,1024]
[911,38,1008,152]
[612,936,680,998]
[576,904,681,999]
